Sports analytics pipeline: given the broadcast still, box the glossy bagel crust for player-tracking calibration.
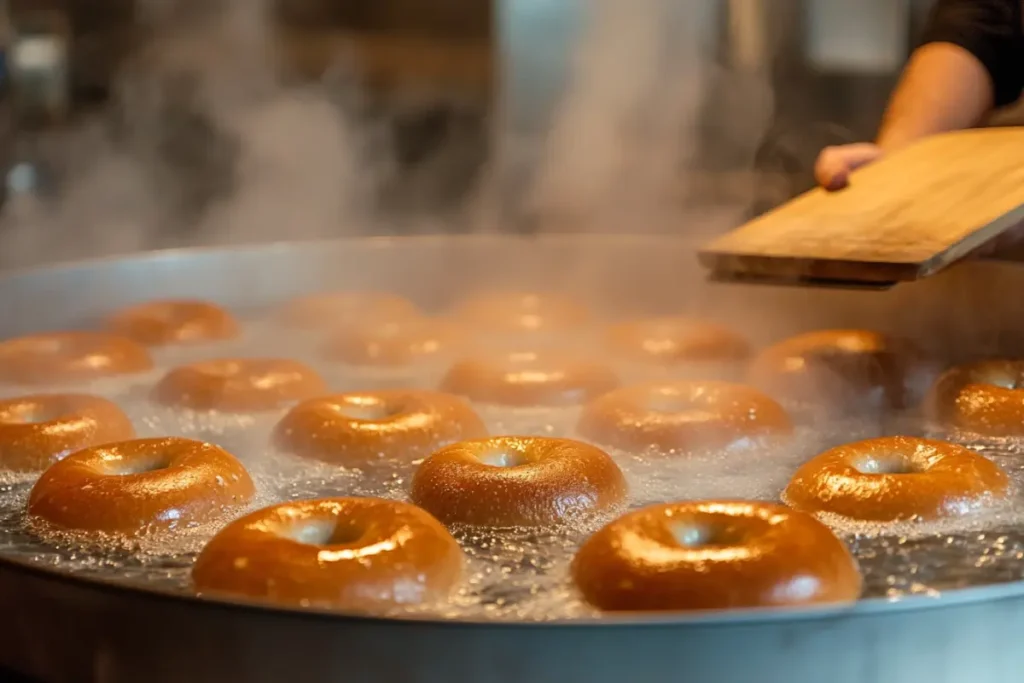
[323,318,465,367]
[411,436,627,527]
[577,381,793,453]
[0,332,153,385]
[106,299,240,346]
[153,358,328,411]
[28,437,255,536]
[749,329,931,412]
[192,497,463,610]
[0,394,135,472]
[273,390,487,466]
[926,360,1024,436]
[783,436,1009,521]
[451,291,590,335]
[605,317,750,364]
[572,500,862,612]
[440,351,620,407]
[276,292,419,330]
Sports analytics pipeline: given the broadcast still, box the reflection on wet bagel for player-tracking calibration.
[192,497,462,611]
[451,291,590,335]
[0,332,153,385]
[27,437,255,537]
[749,329,932,413]
[277,291,419,330]
[440,350,620,407]
[783,436,1009,522]
[323,318,466,367]
[926,360,1024,436]
[411,436,627,527]
[605,317,750,365]
[0,393,135,472]
[153,358,327,412]
[577,381,793,453]
[106,299,240,346]
[573,500,862,612]
[273,390,487,466]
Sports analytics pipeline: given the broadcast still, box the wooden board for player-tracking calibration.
[698,128,1024,286]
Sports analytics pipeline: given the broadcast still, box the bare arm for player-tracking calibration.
[815,0,1023,190]
[875,42,995,150]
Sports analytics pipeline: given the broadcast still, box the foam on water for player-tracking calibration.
[3,307,1024,621]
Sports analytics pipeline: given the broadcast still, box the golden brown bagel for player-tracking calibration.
[440,350,620,407]
[0,394,135,472]
[451,291,589,335]
[192,497,462,611]
[577,381,792,453]
[0,332,153,385]
[605,317,750,365]
[926,360,1024,436]
[323,318,465,367]
[783,436,1009,521]
[153,358,327,412]
[411,436,627,527]
[28,437,255,536]
[273,390,487,466]
[749,329,931,412]
[106,299,240,346]
[277,292,418,330]
[572,500,862,612]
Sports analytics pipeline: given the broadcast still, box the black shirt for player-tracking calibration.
[922,0,1024,107]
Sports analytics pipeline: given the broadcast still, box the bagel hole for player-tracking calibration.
[478,450,529,467]
[332,400,399,421]
[289,520,364,546]
[670,522,746,548]
[854,455,924,475]
[106,454,173,475]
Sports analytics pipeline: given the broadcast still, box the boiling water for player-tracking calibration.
[3,311,1024,622]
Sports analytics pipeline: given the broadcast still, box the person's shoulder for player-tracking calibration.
[924,0,1024,108]
[929,0,1021,30]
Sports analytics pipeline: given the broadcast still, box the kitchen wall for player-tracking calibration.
[1,0,964,231]
[2,0,495,221]
[495,0,944,224]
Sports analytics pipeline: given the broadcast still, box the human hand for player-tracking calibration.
[813,143,884,191]
[812,141,1024,261]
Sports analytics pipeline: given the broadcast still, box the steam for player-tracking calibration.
[490,0,774,236]
[0,0,775,267]
[522,0,712,232]
[0,0,384,267]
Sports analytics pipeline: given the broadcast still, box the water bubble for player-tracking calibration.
[2,313,1024,621]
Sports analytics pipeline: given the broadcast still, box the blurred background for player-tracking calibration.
[0,0,980,263]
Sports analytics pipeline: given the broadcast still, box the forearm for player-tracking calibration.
[876,42,995,150]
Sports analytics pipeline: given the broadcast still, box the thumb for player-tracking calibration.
[814,143,883,191]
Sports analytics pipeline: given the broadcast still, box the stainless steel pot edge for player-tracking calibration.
[3,234,1024,683]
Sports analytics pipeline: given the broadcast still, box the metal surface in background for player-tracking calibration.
[3,235,1024,682]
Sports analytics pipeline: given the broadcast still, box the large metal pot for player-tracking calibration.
[2,234,1024,683]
